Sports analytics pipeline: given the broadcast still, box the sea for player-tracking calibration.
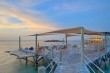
[0,40,65,73]
[0,40,110,73]
[0,41,47,73]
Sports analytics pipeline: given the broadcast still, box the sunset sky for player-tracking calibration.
[0,0,110,40]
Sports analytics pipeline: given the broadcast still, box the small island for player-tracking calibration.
[44,40,65,42]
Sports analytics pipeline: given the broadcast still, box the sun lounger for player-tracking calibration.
[10,47,35,59]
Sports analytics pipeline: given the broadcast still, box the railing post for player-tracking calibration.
[81,27,84,64]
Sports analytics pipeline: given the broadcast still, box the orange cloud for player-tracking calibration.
[0,4,58,37]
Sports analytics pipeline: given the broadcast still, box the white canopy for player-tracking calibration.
[35,27,103,36]
[30,27,110,36]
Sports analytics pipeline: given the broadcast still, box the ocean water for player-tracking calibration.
[0,41,49,73]
[0,40,78,73]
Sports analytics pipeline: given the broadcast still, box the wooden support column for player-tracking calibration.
[65,34,67,46]
[35,34,38,65]
[26,57,28,63]
[35,34,38,53]
[81,27,84,64]
[19,36,21,49]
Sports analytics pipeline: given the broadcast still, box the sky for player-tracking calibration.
[0,0,110,40]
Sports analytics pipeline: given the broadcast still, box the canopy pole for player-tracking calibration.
[19,36,21,49]
[35,34,38,53]
[104,34,107,54]
[81,27,84,64]
[65,34,67,46]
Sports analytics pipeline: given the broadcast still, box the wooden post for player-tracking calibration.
[65,34,67,46]
[81,27,84,64]
[35,34,38,65]
[26,57,28,63]
[19,36,21,49]
[35,34,38,53]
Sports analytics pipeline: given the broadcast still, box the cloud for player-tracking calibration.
[0,14,23,24]
[0,2,58,39]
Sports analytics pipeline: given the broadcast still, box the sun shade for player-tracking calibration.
[39,27,103,35]
[29,27,110,36]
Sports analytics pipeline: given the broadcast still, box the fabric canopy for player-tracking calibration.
[30,33,59,36]
[30,27,110,36]
[39,27,103,35]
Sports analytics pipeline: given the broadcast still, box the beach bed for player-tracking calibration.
[9,47,35,59]
[10,50,35,59]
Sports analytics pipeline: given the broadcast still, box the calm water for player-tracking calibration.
[0,40,74,73]
[0,41,49,73]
